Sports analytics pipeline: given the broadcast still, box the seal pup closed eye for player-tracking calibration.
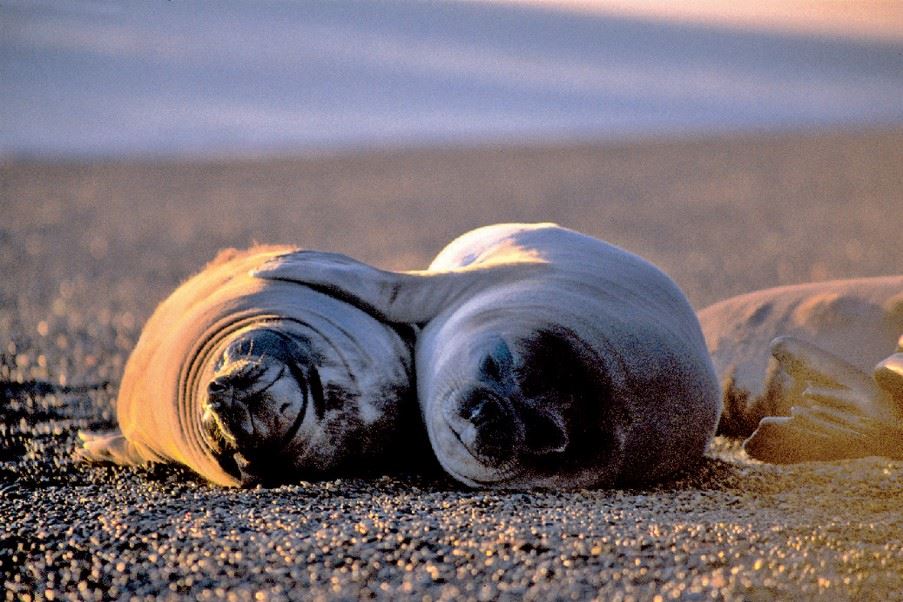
[254,223,722,489]
[77,246,418,487]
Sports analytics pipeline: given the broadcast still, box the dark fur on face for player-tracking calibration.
[202,328,318,481]
[513,328,619,477]
[442,327,618,484]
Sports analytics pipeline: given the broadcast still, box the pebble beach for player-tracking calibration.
[2,128,902,600]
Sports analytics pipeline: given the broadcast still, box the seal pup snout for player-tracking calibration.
[443,390,572,461]
[201,329,312,459]
[204,376,255,438]
[444,390,519,461]
[440,334,575,470]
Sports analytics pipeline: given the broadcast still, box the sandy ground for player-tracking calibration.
[1,128,902,600]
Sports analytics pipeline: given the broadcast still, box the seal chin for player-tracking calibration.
[430,423,516,486]
[201,402,238,455]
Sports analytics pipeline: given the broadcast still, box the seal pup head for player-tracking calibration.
[80,245,421,488]
[198,322,413,486]
[200,327,320,484]
[428,328,623,489]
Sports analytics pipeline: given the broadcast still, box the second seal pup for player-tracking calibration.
[697,276,903,462]
[255,223,722,488]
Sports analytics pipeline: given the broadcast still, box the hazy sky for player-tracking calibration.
[513,0,903,42]
[3,0,903,157]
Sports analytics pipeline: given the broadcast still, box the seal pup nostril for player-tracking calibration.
[459,395,504,427]
[207,378,229,395]
[446,392,516,460]
[445,391,508,432]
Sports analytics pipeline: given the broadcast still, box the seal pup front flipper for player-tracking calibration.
[75,428,163,466]
[697,276,903,437]
[252,250,548,324]
[875,346,903,395]
[743,336,903,462]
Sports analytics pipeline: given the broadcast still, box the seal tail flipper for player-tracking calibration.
[743,336,903,462]
[251,250,546,324]
[75,429,155,466]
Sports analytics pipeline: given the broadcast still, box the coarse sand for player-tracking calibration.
[1,128,901,600]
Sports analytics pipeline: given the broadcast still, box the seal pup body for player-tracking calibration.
[255,223,721,489]
[697,276,903,436]
[78,246,417,487]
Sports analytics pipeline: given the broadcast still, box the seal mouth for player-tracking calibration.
[204,360,316,484]
[440,413,572,488]
[432,389,525,486]
[204,364,282,443]
[444,390,519,461]
[448,467,518,487]
[437,432,521,487]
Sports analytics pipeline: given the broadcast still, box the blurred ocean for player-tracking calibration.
[3,0,903,158]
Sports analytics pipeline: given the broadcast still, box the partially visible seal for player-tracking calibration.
[697,276,903,437]
[78,246,417,487]
[742,334,903,463]
[255,223,721,488]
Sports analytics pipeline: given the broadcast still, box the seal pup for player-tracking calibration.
[697,276,903,437]
[77,246,418,487]
[254,223,722,489]
[742,335,903,463]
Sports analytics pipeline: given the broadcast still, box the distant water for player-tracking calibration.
[3,0,903,158]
